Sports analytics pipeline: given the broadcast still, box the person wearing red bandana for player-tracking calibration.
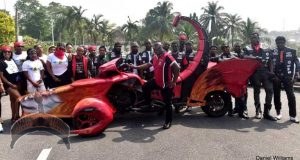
[244,33,277,121]
[46,43,71,88]
[130,42,180,129]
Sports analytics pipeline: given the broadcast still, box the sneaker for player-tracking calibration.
[290,117,299,123]
[232,108,238,115]
[239,113,249,119]
[162,122,171,129]
[0,123,3,133]
[263,114,277,121]
[255,112,262,119]
[276,114,282,120]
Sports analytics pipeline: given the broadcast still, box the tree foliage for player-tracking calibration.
[0,11,15,44]
[11,0,270,48]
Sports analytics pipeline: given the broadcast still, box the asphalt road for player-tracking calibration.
[0,88,299,160]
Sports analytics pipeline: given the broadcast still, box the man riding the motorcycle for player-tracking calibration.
[129,42,180,129]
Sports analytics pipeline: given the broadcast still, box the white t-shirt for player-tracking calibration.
[47,53,68,76]
[4,60,19,74]
[13,52,27,72]
[39,54,48,64]
[22,59,44,83]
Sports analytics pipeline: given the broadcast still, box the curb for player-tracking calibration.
[294,82,300,92]
[294,86,300,92]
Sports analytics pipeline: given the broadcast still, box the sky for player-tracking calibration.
[2,0,300,32]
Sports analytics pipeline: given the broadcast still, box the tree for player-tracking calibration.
[223,13,243,47]
[240,18,267,45]
[144,1,174,41]
[200,1,226,44]
[189,12,200,22]
[15,0,50,41]
[174,23,197,44]
[99,19,115,46]
[71,6,87,45]
[85,14,103,44]
[121,16,139,44]
[0,11,15,44]
[47,2,67,42]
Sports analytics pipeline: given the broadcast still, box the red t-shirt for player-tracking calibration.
[152,52,176,88]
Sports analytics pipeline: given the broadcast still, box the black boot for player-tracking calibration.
[228,109,233,117]
[263,104,277,121]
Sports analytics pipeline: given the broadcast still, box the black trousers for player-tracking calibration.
[273,77,296,117]
[49,70,72,88]
[234,89,248,111]
[143,79,173,123]
[144,71,154,81]
[43,71,51,90]
[250,70,273,112]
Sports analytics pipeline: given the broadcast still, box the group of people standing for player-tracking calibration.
[0,32,298,133]
[209,33,300,123]
[0,42,108,132]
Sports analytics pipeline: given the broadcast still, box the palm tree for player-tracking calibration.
[121,16,139,44]
[223,13,243,47]
[240,18,267,45]
[87,14,103,44]
[99,19,115,45]
[72,6,87,44]
[144,1,174,41]
[200,1,226,44]
[174,23,197,44]
[189,12,200,22]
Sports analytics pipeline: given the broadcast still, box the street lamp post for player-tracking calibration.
[51,18,54,45]
[15,7,19,41]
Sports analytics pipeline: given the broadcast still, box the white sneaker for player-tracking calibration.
[290,117,300,123]
[0,123,3,133]
[276,114,282,120]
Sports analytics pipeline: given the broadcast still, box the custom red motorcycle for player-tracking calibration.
[18,14,260,136]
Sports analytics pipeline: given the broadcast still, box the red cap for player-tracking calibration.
[1,45,12,52]
[178,33,188,41]
[14,41,25,48]
[88,45,96,52]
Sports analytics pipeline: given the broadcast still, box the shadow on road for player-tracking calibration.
[1,109,294,145]
[106,113,165,143]
[175,111,291,133]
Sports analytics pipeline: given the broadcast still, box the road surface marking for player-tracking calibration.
[37,148,52,160]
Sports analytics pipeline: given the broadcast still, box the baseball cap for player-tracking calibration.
[14,41,24,48]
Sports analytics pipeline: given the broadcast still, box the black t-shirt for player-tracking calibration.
[0,60,20,86]
[74,58,86,80]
